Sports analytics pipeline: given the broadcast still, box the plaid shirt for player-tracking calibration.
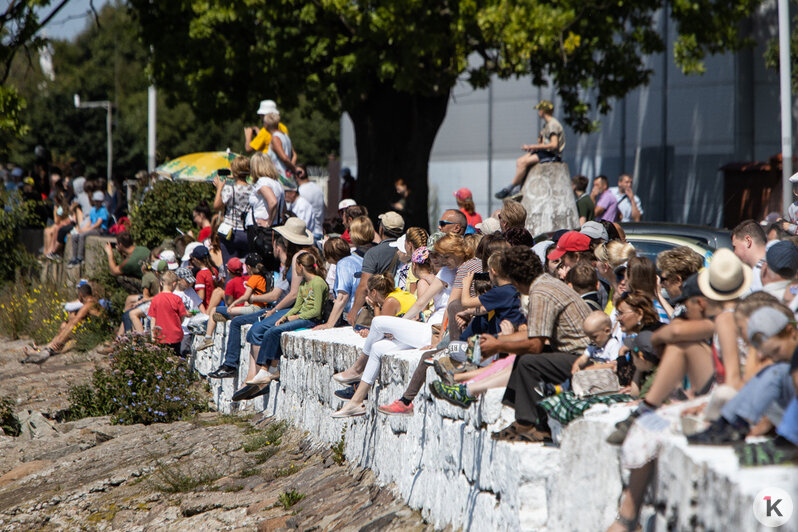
[526,273,591,354]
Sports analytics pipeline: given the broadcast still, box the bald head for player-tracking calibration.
[583,311,611,334]
[438,209,467,235]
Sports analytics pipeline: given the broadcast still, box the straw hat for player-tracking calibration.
[274,217,314,246]
[697,248,752,301]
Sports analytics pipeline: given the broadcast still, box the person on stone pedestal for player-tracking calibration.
[495,99,565,199]
[609,173,643,223]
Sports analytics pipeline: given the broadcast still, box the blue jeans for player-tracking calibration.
[220,229,249,265]
[256,318,317,366]
[221,308,268,368]
[245,308,290,346]
[721,363,795,425]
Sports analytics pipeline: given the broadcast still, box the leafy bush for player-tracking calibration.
[0,279,65,342]
[129,179,214,249]
[66,334,209,424]
[89,255,131,321]
[72,314,114,352]
[278,489,305,510]
[0,396,21,437]
[0,190,39,282]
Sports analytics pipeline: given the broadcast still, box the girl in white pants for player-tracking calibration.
[333,242,462,417]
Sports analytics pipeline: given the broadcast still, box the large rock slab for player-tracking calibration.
[520,162,579,235]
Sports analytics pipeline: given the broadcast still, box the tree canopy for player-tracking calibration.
[5,2,338,178]
[130,0,761,227]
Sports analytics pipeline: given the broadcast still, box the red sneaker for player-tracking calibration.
[377,399,414,416]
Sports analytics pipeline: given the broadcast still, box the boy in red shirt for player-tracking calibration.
[148,271,188,357]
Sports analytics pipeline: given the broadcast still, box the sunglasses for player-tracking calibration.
[438,220,456,227]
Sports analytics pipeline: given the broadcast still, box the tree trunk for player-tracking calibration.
[346,83,449,231]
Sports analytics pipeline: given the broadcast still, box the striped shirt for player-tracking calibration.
[454,258,483,296]
[526,273,591,354]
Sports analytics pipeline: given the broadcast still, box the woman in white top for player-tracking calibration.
[213,156,253,264]
[247,152,285,229]
[264,113,304,181]
[332,235,470,418]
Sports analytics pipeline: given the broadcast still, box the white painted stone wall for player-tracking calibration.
[193,326,798,531]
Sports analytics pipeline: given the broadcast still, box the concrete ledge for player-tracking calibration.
[195,327,798,531]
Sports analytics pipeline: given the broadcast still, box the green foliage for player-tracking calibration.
[0,279,65,342]
[0,86,28,157]
[72,315,114,353]
[66,334,209,425]
[764,15,798,92]
[0,190,40,282]
[150,460,222,493]
[89,256,131,321]
[244,419,288,464]
[5,3,337,177]
[331,426,346,466]
[278,489,305,510]
[131,0,759,134]
[0,396,21,437]
[128,179,214,249]
[274,463,300,478]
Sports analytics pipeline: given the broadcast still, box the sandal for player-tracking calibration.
[491,422,521,440]
[331,403,366,418]
[609,514,639,532]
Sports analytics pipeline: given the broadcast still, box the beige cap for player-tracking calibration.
[378,211,405,232]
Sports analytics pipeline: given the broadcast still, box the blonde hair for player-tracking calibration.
[349,216,375,246]
[433,234,472,261]
[500,199,526,228]
[594,240,636,269]
[263,113,280,129]
[656,246,703,281]
[161,271,178,286]
[405,227,428,251]
[464,233,482,257]
[250,152,280,180]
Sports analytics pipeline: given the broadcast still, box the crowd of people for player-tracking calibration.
[9,97,798,531]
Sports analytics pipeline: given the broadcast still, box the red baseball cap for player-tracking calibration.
[454,188,472,201]
[547,231,591,261]
[226,257,243,273]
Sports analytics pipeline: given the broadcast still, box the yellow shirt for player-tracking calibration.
[249,122,289,152]
[387,289,417,316]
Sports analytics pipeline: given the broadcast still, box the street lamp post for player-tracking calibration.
[74,94,113,182]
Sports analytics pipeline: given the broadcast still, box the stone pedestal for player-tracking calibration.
[520,162,579,235]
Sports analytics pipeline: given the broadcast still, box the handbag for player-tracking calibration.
[571,368,620,398]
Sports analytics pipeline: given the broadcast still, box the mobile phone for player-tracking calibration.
[217,168,232,177]
[473,272,491,282]
[110,242,117,249]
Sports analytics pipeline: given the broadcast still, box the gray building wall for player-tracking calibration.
[340,4,791,229]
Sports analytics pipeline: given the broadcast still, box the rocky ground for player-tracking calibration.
[0,339,435,531]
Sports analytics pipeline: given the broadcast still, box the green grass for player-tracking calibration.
[278,489,305,510]
[331,426,346,466]
[274,464,301,478]
[149,460,221,493]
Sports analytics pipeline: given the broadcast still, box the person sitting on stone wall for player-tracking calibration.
[21,282,104,364]
[495,99,565,199]
[103,231,151,294]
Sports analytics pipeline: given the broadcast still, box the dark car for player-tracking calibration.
[620,222,732,251]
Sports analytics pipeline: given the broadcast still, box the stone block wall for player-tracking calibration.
[195,326,798,531]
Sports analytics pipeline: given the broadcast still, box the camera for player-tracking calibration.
[473,272,491,281]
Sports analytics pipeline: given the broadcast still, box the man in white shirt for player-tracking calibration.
[731,220,767,293]
[284,181,316,235]
[609,173,643,222]
[296,170,325,239]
